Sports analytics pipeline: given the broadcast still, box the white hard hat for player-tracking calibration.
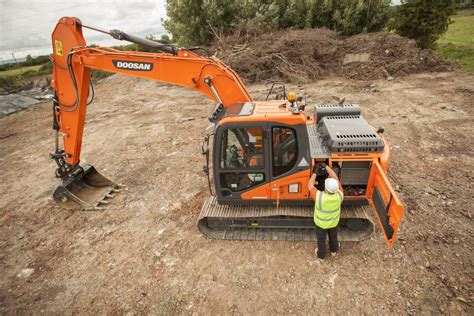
[325,178,339,194]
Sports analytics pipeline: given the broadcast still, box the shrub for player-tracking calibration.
[391,0,456,49]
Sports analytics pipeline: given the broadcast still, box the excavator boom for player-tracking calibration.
[50,17,251,208]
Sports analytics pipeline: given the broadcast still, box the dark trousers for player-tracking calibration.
[315,225,339,259]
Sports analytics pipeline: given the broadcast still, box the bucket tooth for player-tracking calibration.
[53,164,119,210]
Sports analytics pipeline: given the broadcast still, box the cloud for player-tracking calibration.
[0,0,167,61]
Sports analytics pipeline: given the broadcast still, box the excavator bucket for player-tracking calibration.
[52,164,120,209]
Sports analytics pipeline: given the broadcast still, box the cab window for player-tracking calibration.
[272,127,298,177]
[220,173,265,192]
[220,127,264,169]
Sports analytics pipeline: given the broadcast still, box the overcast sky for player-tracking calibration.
[0,0,401,62]
[0,0,167,61]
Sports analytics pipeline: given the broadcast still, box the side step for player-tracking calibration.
[197,196,374,241]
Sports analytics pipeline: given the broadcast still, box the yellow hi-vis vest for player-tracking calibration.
[314,190,343,229]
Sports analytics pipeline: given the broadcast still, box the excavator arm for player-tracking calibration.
[50,17,252,208]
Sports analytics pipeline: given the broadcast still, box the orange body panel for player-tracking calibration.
[219,100,308,126]
[370,161,404,247]
[51,18,90,166]
[77,48,251,105]
[241,169,311,201]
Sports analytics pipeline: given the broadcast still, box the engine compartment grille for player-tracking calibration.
[317,115,384,153]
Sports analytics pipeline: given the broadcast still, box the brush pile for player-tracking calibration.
[214,28,455,83]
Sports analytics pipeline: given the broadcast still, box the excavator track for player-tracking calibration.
[197,196,374,241]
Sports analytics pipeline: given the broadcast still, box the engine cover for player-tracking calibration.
[318,115,384,153]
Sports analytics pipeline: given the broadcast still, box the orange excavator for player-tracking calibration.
[50,17,404,247]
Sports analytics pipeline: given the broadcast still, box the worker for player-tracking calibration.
[308,163,343,259]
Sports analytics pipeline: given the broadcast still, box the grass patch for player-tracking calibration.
[0,65,43,79]
[437,43,474,72]
[0,64,51,91]
[436,8,474,73]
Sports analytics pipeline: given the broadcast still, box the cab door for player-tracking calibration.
[214,122,272,203]
[268,124,311,202]
[369,160,405,247]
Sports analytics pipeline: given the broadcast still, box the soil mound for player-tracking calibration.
[215,28,455,83]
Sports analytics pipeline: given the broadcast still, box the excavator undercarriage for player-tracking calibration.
[198,196,374,241]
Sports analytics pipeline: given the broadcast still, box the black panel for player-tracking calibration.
[373,187,394,240]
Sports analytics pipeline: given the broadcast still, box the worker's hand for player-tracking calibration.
[325,164,332,171]
[313,162,327,175]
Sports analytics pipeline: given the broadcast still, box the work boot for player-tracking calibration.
[314,247,324,260]
[330,242,341,257]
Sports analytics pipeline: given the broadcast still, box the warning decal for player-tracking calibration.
[55,40,63,56]
[297,157,309,167]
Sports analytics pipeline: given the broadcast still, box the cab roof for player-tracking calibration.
[218,101,310,125]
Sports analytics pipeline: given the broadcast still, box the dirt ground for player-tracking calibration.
[0,71,473,314]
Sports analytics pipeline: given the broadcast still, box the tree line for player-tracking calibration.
[163,0,456,49]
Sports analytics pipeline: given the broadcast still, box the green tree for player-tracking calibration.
[163,0,392,45]
[164,0,241,46]
[160,34,171,44]
[391,0,455,49]
[332,0,391,35]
